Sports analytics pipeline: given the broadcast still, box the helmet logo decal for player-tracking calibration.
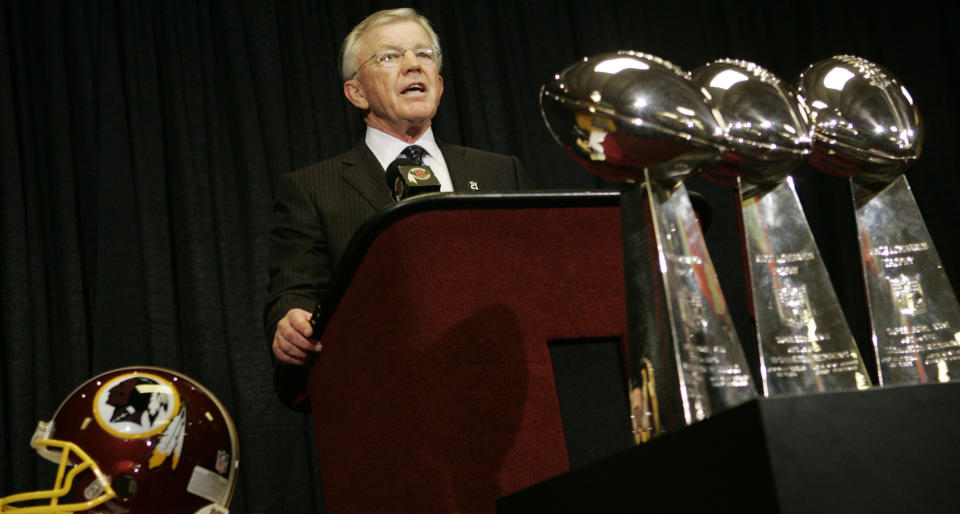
[149,404,187,470]
[106,377,171,426]
[93,372,181,439]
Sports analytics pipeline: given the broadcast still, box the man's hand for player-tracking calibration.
[272,308,322,365]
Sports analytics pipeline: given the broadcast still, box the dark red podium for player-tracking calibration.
[297,192,626,513]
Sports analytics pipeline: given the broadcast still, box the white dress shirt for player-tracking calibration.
[364,126,454,192]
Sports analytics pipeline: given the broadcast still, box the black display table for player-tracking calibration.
[498,382,960,513]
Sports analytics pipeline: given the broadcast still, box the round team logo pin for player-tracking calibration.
[406,167,432,184]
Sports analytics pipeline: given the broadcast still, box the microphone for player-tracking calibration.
[385,157,441,201]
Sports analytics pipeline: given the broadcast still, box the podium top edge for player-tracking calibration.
[316,190,621,330]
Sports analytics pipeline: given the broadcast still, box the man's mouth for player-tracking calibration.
[402,83,426,94]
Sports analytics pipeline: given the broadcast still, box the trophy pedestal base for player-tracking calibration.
[497,382,960,513]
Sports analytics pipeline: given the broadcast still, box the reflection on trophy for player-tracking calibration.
[798,55,960,385]
[691,60,872,396]
[540,51,756,441]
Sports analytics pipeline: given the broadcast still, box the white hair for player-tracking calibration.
[338,8,443,81]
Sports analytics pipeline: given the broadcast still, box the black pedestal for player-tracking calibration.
[497,382,960,513]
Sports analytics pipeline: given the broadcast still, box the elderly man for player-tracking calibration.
[265,8,525,368]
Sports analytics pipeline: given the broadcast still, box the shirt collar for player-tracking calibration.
[364,126,443,171]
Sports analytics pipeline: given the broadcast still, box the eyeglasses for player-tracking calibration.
[353,47,439,76]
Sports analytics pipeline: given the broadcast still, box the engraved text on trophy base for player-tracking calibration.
[880,321,960,368]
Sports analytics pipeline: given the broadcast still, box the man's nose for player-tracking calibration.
[400,49,422,72]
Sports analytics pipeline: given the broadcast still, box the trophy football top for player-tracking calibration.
[539,51,726,184]
[690,59,814,187]
[797,55,923,183]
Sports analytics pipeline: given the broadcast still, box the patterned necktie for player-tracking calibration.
[400,145,427,165]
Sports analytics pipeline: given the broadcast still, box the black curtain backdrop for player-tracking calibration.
[1,1,958,512]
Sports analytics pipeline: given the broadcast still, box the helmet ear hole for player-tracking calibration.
[112,474,138,498]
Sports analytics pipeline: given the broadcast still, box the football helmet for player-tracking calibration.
[1,367,239,513]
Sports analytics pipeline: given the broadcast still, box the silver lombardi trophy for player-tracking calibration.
[691,59,872,395]
[798,55,960,385]
[540,52,756,442]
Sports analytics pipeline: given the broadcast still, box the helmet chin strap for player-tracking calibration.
[30,421,59,463]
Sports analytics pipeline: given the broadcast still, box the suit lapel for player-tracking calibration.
[441,142,484,192]
[339,142,393,210]
[440,142,510,192]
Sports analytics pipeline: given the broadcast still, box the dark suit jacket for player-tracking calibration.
[264,140,525,339]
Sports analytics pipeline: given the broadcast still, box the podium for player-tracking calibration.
[293,192,627,513]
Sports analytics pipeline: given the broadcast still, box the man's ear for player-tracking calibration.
[344,79,369,110]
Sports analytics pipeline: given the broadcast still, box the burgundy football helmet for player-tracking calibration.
[0,367,239,513]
